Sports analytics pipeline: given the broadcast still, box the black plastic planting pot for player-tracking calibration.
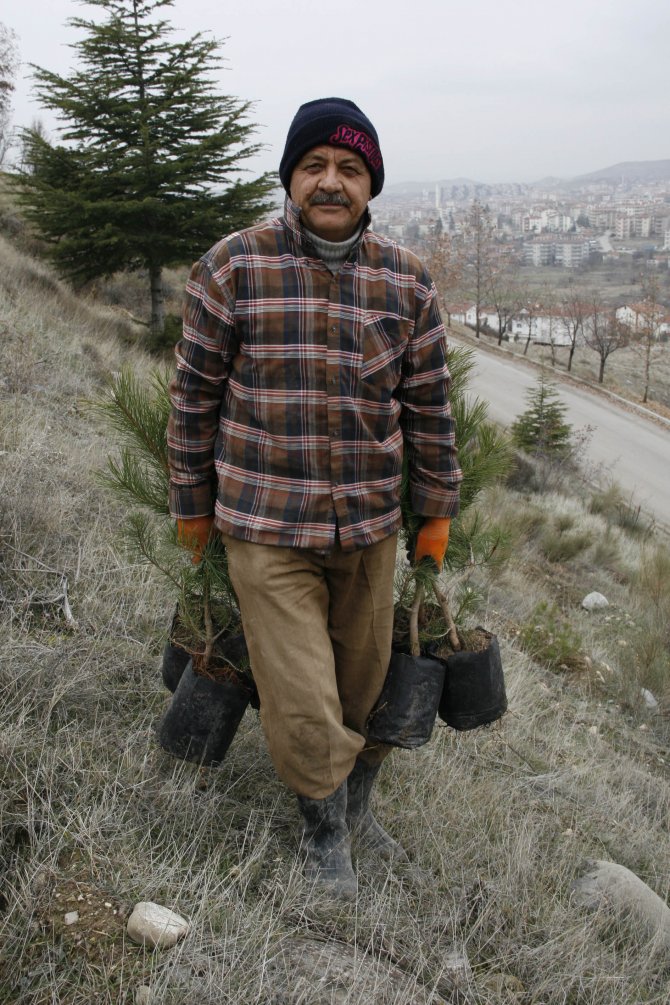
[367,627,507,748]
[161,638,191,692]
[367,648,446,749]
[158,659,251,766]
[161,629,257,706]
[438,629,507,731]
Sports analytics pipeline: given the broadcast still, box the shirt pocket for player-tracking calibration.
[360,313,410,392]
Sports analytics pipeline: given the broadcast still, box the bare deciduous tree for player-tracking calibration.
[424,231,464,323]
[486,261,523,346]
[462,200,495,338]
[583,299,629,384]
[516,288,554,357]
[0,22,18,166]
[626,275,666,404]
[559,283,591,373]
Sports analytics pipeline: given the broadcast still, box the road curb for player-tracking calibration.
[447,325,670,431]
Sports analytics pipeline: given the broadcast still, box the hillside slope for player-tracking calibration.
[571,159,670,184]
[1,235,669,1004]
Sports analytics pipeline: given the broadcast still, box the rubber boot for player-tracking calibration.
[296,782,357,901]
[346,759,408,861]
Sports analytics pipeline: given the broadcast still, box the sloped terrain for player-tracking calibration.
[1,234,669,1004]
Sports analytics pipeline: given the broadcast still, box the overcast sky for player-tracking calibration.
[5,0,669,186]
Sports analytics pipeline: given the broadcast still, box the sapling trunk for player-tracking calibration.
[409,583,425,656]
[202,579,215,671]
[408,576,461,654]
[431,582,461,652]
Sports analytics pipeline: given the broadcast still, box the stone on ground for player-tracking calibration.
[571,859,670,952]
[126,901,189,949]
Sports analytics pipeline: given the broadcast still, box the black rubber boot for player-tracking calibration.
[296,782,357,901]
[346,759,408,861]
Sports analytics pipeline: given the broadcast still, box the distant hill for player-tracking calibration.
[570,159,670,185]
[383,160,670,194]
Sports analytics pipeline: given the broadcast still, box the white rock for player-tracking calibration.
[63,911,79,926]
[442,947,472,985]
[126,902,189,949]
[571,859,670,951]
[581,592,609,611]
[641,688,659,711]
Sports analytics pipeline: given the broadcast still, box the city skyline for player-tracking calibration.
[4,0,669,186]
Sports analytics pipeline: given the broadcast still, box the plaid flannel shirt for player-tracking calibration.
[167,196,461,552]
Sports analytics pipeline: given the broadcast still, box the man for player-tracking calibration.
[167,97,461,899]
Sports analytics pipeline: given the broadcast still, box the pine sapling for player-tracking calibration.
[399,343,511,655]
[94,367,245,677]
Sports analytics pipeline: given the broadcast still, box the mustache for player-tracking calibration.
[309,192,351,207]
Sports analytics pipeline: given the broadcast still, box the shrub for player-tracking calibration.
[143,312,183,357]
[591,531,629,581]
[541,527,593,563]
[634,544,670,618]
[519,601,588,672]
[588,482,653,537]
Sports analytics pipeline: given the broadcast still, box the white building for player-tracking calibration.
[511,309,574,346]
[523,236,594,269]
[616,303,670,338]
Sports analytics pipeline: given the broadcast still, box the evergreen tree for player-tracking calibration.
[511,371,573,456]
[15,0,276,336]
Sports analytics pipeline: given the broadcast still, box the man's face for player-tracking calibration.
[289,145,371,242]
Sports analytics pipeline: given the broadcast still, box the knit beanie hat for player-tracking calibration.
[279,97,384,198]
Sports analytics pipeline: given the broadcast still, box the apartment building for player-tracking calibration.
[523,235,594,268]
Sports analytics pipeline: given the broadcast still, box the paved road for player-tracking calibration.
[458,341,670,531]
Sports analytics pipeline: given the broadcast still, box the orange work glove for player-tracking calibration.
[414,517,451,571]
[176,515,216,564]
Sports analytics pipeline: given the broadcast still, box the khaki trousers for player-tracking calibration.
[224,533,397,798]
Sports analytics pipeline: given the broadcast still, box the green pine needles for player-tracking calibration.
[95,367,242,672]
[96,368,171,515]
[15,0,276,337]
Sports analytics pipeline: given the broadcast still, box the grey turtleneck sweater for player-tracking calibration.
[304,224,364,273]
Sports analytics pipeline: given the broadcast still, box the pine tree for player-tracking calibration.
[14,0,276,336]
[510,371,573,457]
[95,369,243,674]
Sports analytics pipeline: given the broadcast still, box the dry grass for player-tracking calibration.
[1,236,670,1004]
